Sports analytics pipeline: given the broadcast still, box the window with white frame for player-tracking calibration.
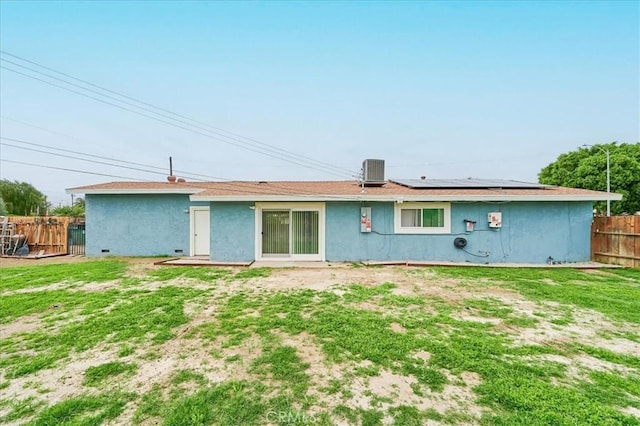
[394,202,451,234]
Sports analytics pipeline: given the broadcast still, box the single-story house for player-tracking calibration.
[67,162,621,264]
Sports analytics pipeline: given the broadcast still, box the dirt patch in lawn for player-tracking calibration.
[509,306,639,356]
[622,406,640,419]
[123,260,166,278]
[274,330,344,391]
[390,322,407,333]
[253,267,408,292]
[4,281,74,295]
[597,337,640,356]
[271,329,485,422]
[525,353,637,381]
[249,267,478,306]
[455,313,503,325]
[456,289,640,358]
[351,300,386,312]
[0,255,93,269]
[1,345,120,406]
[71,280,121,292]
[0,314,44,337]
[340,367,485,423]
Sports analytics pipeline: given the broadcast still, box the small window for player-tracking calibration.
[394,203,451,234]
[401,209,421,227]
[422,208,445,227]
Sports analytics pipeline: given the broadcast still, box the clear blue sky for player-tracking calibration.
[1,1,638,206]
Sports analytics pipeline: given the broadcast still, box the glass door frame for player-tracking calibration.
[255,202,325,261]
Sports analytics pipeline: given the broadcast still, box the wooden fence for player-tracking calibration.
[591,216,640,268]
[2,216,71,255]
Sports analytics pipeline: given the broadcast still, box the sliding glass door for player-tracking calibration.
[292,211,319,255]
[261,208,320,259]
[262,211,290,256]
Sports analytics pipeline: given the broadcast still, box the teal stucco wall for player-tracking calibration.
[85,194,192,256]
[210,202,255,262]
[85,195,593,264]
[325,201,593,264]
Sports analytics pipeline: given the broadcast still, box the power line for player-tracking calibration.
[2,114,554,175]
[0,52,374,198]
[1,50,354,175]
[0,117,337,174]
[1,159,149,181]
[3,56,328,173]
[1,140,180,178]
[0,51,355,177]
[0,159,279,198]
[1,136,367,200]
[0,135,327,196]
[0,141,298,196]
[2,140,311,197]
[0,157,367,201]
[0,136,219,181]
[2,64,354,180]
[1,115,88,144]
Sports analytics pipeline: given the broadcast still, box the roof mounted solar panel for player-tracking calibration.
[390,179,549,189]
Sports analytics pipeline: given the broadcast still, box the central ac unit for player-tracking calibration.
[362,159,385,186]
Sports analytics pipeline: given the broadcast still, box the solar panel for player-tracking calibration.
[390,178,549,189]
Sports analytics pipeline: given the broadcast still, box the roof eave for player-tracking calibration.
[190,195,359,202]
[66,188,202,195]
[190,193,623,202]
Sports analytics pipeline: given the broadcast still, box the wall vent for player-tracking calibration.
[101,249,110,253]
[362,159,385,186]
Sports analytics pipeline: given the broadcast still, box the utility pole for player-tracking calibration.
[605,148,610,216]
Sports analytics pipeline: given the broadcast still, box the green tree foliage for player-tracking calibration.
[0,196,8,216]
[538,142,640,215]
[0,179,49,216]
[50,198,85,217]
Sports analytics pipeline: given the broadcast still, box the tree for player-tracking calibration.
[50,198,85,217]
[538,142,640,215]
[0,179,49,216]
[0,196,7,216]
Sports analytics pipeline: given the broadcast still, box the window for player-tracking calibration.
[394,202,451,234]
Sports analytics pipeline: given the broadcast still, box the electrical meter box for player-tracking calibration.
[488,212,502,228]
[361,207,372,232]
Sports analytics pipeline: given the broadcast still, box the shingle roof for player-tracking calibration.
[67,180,621,202]
[67,181,204,191]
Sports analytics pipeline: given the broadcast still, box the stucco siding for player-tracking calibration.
[86,194,190,256]
[325,201,593,263]
[86,195,593,263]
[210,202,255,262]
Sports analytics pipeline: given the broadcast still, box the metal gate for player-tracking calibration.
[68,222,86,255]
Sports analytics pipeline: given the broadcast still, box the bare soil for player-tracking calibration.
[0,256,70,269]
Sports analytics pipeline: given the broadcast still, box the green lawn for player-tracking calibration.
[0,260,639,425]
